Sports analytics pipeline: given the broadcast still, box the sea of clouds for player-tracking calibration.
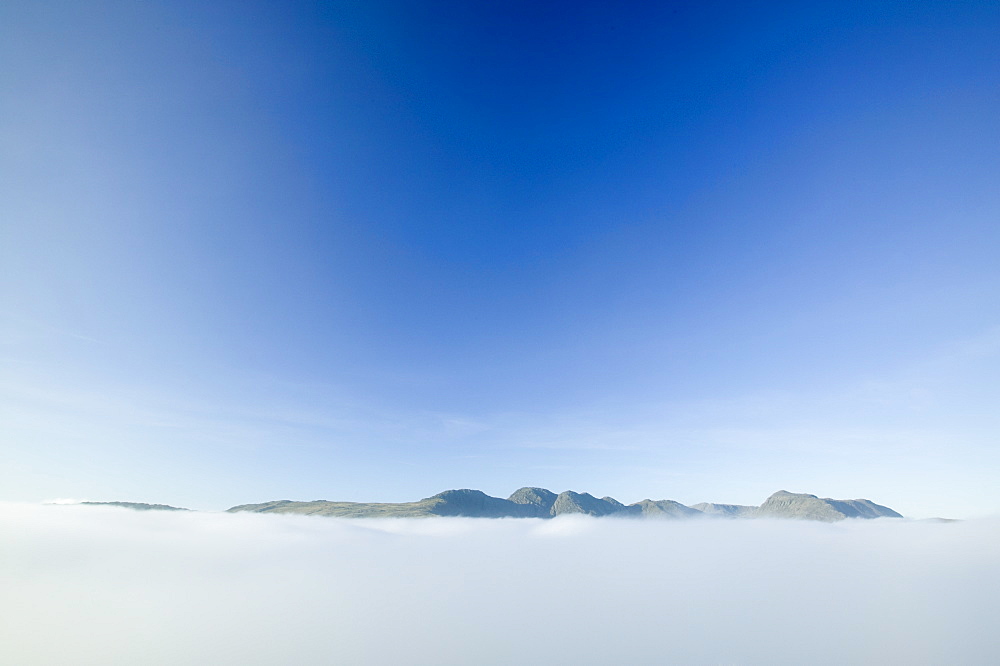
[1,503,998,665]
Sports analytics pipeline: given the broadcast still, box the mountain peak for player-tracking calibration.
[759,490,901,522]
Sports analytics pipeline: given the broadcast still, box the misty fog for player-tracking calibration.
[2,503,997,665]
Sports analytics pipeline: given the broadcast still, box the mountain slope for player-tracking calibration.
[551,491,624,517]
[227,489,538,518]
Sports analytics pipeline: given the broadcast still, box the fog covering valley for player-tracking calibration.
[1,502,997,665]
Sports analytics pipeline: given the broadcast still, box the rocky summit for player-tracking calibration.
[226,488,902,522]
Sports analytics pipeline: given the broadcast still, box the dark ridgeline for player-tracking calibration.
[80,501,189,511]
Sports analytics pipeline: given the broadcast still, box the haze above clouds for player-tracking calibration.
[2,503,998,665]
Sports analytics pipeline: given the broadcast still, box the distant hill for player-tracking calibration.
[755,490,901,521]
[80,501,189,511]
[631,499,705,518]
[227,488,902,522]
[690,502,757,517]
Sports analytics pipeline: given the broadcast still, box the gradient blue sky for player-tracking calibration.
[2,1,999,517]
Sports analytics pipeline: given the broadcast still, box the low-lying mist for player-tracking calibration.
[2,503,997,665]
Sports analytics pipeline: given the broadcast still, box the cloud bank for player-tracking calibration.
[2,504,998,665]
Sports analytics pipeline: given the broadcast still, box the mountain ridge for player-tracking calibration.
[226,488,903,522]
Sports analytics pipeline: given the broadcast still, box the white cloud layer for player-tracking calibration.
[2,503,998,665]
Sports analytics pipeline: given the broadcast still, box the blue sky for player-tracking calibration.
[2,1,999,517]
